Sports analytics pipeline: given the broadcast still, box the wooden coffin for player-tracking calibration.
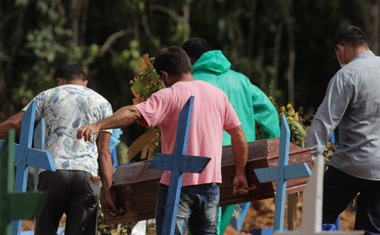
[101,138,313,224]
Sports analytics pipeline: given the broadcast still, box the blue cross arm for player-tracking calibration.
[148,153,174,171]
[1,141,56,172]
[180,155,211,173]
[148,153,211,173]
[254,167,279,183]
[26,148,56,171]
[254,163,312,183]
[8,191,45,220]
[284,162,311,179]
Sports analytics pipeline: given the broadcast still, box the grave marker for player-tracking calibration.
[0,101,56,235]
[254,115,312,231]
[33,119,45,191]
[274,154,363,235]
[0,131,45,235]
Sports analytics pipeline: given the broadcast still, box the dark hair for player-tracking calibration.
[53,63,86,81]
[153,46,192,76]
[334,26,368,47]
[182,37,211,60]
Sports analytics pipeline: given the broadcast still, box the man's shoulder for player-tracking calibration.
[338,54,380,77]
[194,79,226,92]
[171,80,227,98]
[46,85,111,106]
[228,69,251,81]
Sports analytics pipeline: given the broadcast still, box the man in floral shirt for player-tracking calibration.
[0,63,118,235]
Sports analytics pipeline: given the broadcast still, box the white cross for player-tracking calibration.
[274,155,363,235]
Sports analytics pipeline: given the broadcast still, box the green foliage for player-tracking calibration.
[130,55,164,104]
[111,40,142,70]
[2,0,371,116]
[273,100,337,161]
[1,0,101,111]
[279,104,309,148]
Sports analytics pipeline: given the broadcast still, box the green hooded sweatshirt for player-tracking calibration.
[192,50,280,146]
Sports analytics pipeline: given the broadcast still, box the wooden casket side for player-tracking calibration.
[103,161,162,224]
[102,138,314,224]
[219,139,313,206]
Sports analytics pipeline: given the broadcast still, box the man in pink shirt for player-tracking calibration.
[77,46,249,235]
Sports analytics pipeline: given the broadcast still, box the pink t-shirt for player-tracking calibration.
[135,80,240,186]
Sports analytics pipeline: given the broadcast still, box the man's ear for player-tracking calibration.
[190,57,197,65]
[84,80,88,87]
[56,77,64,85]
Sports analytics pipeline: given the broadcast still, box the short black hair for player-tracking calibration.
[182,37,211,60]
[153,46,192,76]
[53,62,86,81]
[334,26,368,47]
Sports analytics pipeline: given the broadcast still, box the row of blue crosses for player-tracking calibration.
[0,96,361,235]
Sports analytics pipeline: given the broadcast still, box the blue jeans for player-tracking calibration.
[155,183,220,235]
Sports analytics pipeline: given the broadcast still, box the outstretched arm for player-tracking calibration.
[0,111,25,139]
[77,105,142,141]
[226,125,249,196]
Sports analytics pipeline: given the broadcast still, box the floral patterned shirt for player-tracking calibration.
[23,84,113,176]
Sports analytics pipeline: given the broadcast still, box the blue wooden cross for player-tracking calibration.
[33,119,45,191]
[273,154,363,235]
[0,131,45,235]
[254,115,312,232]
[149,96,211,235]
[0,101,56,235]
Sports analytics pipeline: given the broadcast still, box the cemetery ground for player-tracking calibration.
[21,196,356,234]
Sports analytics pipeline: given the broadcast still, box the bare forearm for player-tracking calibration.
[228,125,249,195]
[77,105,141,141]
[96,132,118,215]
[96,105,141,130]
[97,132,113,189]
[98,150,113,191]
[232,140,248,175]
[0,122,15,139]
[228,126,248,175]
[0,112,24,139]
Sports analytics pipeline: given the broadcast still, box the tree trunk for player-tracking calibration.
[273,22,284,90]
[69,0,88,46]
[363,0,380,54]
[246,0,258,59]
[281,0,295,105]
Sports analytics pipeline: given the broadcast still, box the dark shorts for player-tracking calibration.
[34,170,100,235]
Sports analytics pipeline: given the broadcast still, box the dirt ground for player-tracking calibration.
[22,197,356,234]
[224,198,356,234]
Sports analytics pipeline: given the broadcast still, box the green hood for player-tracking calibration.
[192,50,231,75]
[191,49,280,146]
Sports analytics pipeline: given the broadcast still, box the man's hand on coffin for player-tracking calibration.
[232,173,249,196]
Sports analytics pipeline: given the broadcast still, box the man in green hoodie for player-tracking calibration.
[182,37,281,234]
